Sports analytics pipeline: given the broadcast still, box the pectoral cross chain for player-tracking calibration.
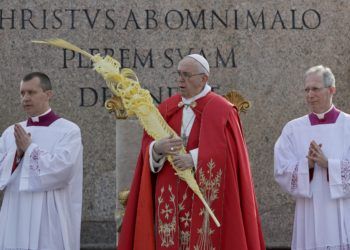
[181,133,189,148]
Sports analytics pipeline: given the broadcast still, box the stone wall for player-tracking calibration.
[1,0,350,248]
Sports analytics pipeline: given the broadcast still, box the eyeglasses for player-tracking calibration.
[304,87,329,93]
[176,71,205,80]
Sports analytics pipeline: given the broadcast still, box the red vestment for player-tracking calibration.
[118,92,265,250]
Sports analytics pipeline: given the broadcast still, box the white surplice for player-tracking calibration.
[274,112,350,250]
[0,118,83,250]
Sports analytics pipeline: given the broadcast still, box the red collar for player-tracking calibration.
[308,107,340,126]
[27,111,60,127]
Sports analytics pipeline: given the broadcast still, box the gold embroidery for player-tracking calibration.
[195,159,222,250]
[180,230,191,250]
[180,211,191,228]
[179,190,192,250]
[158,185,176,247]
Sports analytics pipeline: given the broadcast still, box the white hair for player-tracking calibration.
[305,65,335,87]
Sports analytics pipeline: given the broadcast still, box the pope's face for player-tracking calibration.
[304,73,335,113]
[177,58,208,99]
[20,77,52,117]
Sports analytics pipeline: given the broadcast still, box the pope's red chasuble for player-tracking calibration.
[118,92,265,250]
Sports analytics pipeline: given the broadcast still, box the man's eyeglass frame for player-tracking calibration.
[176,71,205,80]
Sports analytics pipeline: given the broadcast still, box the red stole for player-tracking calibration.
[154,94,204,249]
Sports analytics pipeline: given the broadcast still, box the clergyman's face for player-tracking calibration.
[304,73,334,113]
[177,58,208,99]
[20,77,52,117]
